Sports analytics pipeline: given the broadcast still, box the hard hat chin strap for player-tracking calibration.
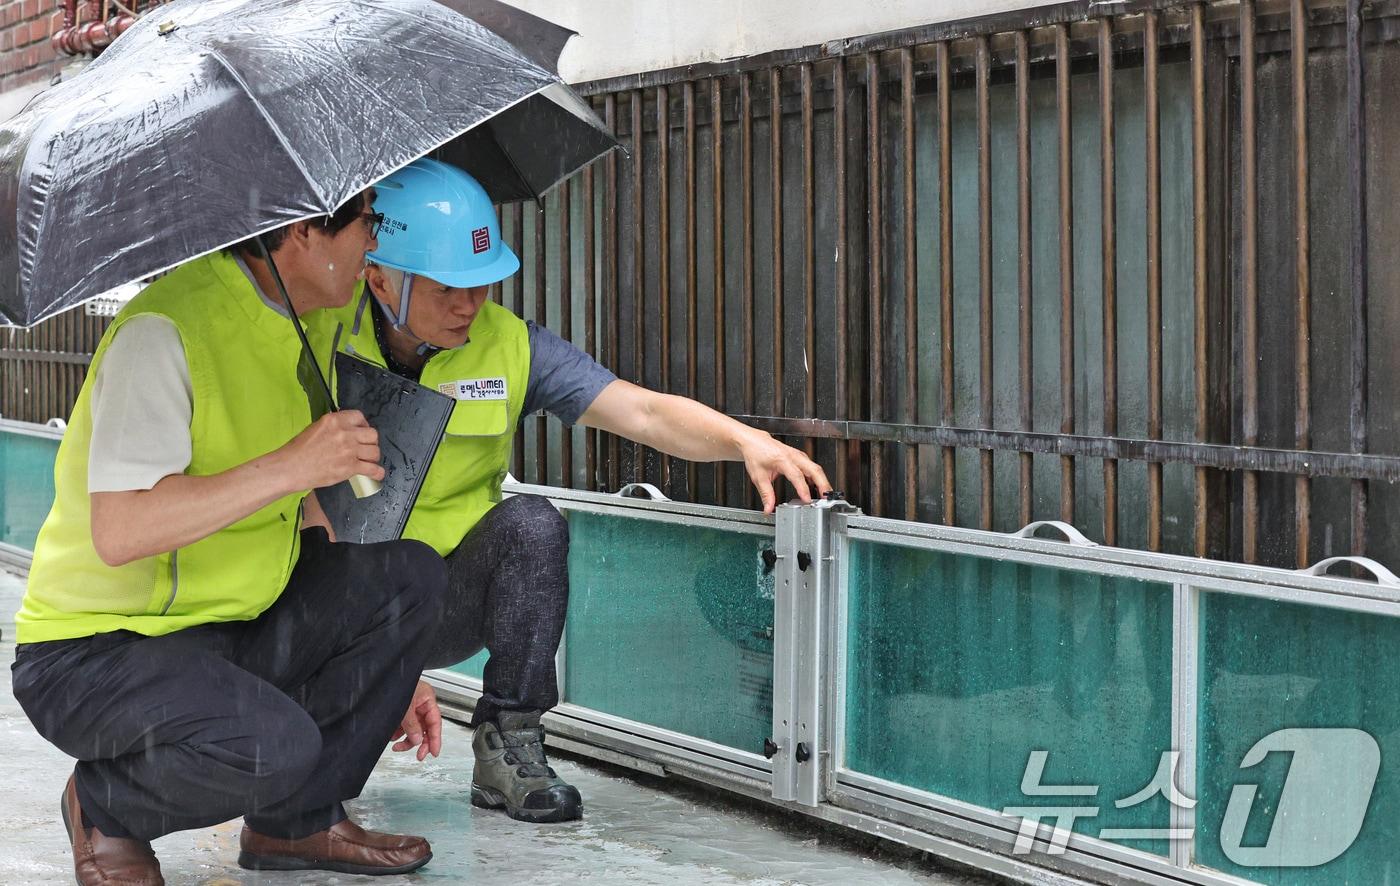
[373,271,438,358]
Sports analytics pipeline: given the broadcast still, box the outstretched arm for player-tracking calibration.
[577,379,831,513]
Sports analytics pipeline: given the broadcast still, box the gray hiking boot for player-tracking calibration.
[471,710,583,823]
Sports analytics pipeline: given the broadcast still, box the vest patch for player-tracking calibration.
[439,377,508,401]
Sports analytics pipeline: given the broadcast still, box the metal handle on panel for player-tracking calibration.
[615,482,671,502]
[1010,520,1098,547]
[1299,556,1400,587]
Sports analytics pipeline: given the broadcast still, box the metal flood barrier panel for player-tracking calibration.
[0,419,61,570]
[428,482,1400,886]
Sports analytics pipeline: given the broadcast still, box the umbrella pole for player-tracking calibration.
[252,234,337,409]
[253,234,382,499]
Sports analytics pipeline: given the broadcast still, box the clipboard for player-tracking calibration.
[317,351,455,544]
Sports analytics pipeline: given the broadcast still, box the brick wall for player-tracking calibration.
[0,0,63,93]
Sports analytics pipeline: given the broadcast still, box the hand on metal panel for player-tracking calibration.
[739,432,832,515]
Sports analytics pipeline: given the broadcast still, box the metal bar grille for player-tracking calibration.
[14,0,1399,572]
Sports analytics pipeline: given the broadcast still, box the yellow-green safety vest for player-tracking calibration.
[308,290,530,557]
[16,252,312,644]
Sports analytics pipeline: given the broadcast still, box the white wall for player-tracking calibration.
[504,0,1049,83]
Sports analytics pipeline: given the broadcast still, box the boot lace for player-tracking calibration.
[500,726,556,778]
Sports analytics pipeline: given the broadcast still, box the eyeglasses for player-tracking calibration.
[359,210,385,239]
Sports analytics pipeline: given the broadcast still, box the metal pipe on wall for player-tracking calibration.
[685,80,699,497]
[976,37,994,532]
[559,178,574,488]
[1146,10,1164,552]
[632,89,647,484]
[712,75,728,505]
[834,57,854,501]
[803,62,819,463]
[1292,0,1311,567]
[603,94,622,492]
[657,84,673,493]
[938,41,955,527]
[1191,1,1208,558]
[901,48,917,522]
[1100,17,1119,548]
[1241,0,1260,563]
[741,72,757,508]
[583,165,598,489]
[1016,30,1034,531]
[866,52,885,517]
[1347,0,1369,558]
[1056,24,1076,527]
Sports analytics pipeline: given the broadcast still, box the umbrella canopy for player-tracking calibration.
[0,0,616,326]
[434,0,575,75]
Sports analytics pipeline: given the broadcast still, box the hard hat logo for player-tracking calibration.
[472,227,491,254]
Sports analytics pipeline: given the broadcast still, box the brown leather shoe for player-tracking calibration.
[59,774,164,886]
[237,818,431,875]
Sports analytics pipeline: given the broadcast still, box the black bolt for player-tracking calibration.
[763,738,779,759]
[795,742,811,763]
[797,551,812,572]
[761,549,778,575]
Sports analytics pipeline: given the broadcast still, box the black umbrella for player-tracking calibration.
[0,0,617,326]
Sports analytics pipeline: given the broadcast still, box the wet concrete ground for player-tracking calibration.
[0,570,998,886]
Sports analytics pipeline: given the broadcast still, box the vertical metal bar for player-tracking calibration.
[489,248,503,306]
[977,38,994,532]
[938,41,955,527]
[512,201,526,319]
[604,94,621,492]
[1171,582,1201,869]
[771,68,785,423]
[657,84,672,493]
[742,72,756,508]
[632,89,647,484]
[1241,0,1259,563]
[511,203,525,484]
[1146,10,1164,552]
[1100,18,1119,547]
[534,201,549,486]
[685,80,698,498]
[584,164,598,490]
[1057,25,1076,527]
[66,310,76,418]
[1191,3,1208,558]
[712,76,728,506]
[834,57,852,498]
[803,63,818,462]
[1292,0,1311,566]
[560,178,574,489]
[37,317,47,421]
[901,48,918,522]
[867,53,885,517]
[61,312,69,419]
[1347,0,1368,557]
[1017,31,1034,530]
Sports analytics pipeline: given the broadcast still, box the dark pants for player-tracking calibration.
[10,529,447,843]
[423,494,569,726]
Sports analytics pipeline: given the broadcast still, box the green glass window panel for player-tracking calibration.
[845,541,1174,856]
[0,430,59,552]
[1197,594,1400,882]
[563,511,774,755]
[446,648,488,680]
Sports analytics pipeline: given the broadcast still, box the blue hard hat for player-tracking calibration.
[367,157,520,288]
